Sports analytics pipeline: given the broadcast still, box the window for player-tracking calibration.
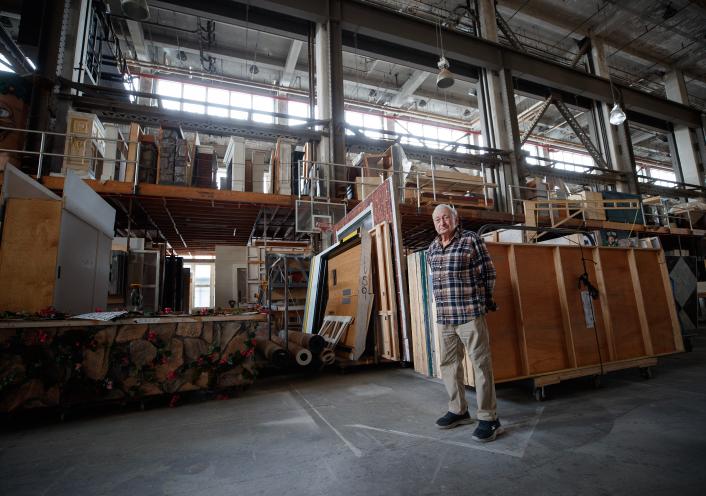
[252,95,274,124]
[345,110,365,129]
[230,91,251,120]
[184,263,215,309]
[182,84,206,114]
[288,100,309,126]
[649,168,677,187]
[522,143,542,165]
[207,87,230,117]
[549,149,594,173]
[156,79,182,111]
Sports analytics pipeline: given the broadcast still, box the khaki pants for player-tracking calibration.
[438,315,497,421]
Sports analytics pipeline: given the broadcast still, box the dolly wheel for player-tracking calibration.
[640,367,653,380]
[533,387,547,402]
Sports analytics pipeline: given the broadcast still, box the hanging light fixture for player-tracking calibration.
[609,103,626,126]
[435,20,454,89]
[436,57,455,89]
[607,62,626,126]
[121,0,150,21]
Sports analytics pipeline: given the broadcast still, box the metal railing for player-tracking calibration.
[0,125,142,191]
[508,183,696,233]
[296,157,497,210]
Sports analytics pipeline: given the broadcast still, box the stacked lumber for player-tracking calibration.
[370,222,400,361]
[407,243,684,387]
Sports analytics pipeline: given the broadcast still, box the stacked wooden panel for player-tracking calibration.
[407,243,683,386]
[370,222,400,361]
[158,127,191,185]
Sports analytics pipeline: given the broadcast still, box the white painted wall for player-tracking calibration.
[214,246,248,308]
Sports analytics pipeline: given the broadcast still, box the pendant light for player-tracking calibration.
[608,74,626,126]
[435,21,454,89]
[609,103,626,126]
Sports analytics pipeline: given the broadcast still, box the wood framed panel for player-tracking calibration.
[0,199,62,313]
[633,250,683,355]
[511,245,571,374]
[485,244,525,381]
[596,249,647,361]
[556,246,610,368]
[324,242,362,350]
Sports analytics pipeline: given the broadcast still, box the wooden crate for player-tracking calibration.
[407,243,684,388]
[355,176,383,201]
[568,191,606,220]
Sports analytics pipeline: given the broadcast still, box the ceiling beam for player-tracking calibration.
[201,0,702,127]
[125,19,151,62]
[390,70,429,107]
[280,39,304,87]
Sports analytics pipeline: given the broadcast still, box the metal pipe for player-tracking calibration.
[36,131,46,179]
[430,155,437,201]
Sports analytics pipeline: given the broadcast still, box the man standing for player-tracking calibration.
[427,204,501,442]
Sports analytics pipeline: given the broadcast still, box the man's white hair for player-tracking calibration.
[432,204,458,220]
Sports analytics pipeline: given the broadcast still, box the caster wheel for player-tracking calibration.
[533,387,547,402]
[640,367,653,380]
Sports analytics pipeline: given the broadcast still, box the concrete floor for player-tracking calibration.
[2,336,705,496]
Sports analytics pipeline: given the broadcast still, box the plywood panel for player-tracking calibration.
[557,246,611,367]
[597,249,646,360]
[0,199,61,312]
[512,245,570,374]
[325,243,362,349]
[485,244,524,381]
[634,250,679,355]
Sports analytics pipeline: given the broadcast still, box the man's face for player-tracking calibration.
[433,208,456,236]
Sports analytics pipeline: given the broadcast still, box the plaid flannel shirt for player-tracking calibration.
[427,228,497,325]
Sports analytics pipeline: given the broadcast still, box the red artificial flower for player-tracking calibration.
[216,394,229,401]
[94,307,103,312]
[251,338,257,346]
[38,306,56,318]
[169,394,180,408]
[197,357,205,366]
[163,307,173,314]
[219,358,227,366]
[38,332,48,344]
[147,331,157,343]
[166,370,177,381]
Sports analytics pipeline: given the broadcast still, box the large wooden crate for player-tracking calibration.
[408,243,683,386]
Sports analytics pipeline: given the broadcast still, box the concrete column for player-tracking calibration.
[314,21,331,197]
[313,2,346,198]
[589,37,637,193]
[23,0,79,174]
[328,0,346,170]
[665,69,704,188]
[276,92,287,126]
[476,0,522,211]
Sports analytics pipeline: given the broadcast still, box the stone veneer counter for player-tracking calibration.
[0,314,266,412]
